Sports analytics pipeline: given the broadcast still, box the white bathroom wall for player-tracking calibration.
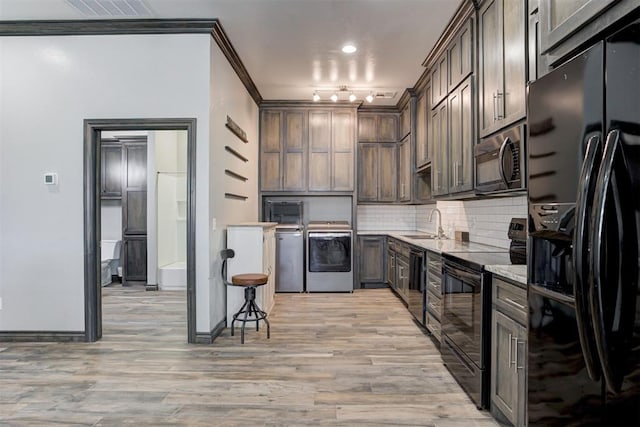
[100,200,122,241]
[0,34,212,332]
[157,173,179,268]
[155,130,187,269]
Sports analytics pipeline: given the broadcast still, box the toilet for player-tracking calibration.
[101,240,122,286]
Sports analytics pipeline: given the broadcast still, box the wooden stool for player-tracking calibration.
[220,250,271,344]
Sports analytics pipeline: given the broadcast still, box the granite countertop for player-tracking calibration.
[358,230,507,254]
[485,265,527,285]
[228,222,278,228]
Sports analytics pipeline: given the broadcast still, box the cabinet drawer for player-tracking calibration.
[426,311,441,342]
[428,259,442,275]
[427,277,442,297]
[426,291,442,320]
[493,276,527,325]
[398,243,410,259]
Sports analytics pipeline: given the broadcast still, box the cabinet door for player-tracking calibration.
[400,105,411,139]
[260,110,283,191]
[357,144,378,202]
[122,236,147,284]
[359,237,385,283]
[431,52,449,107]
[308,111,331,191]
[378,114,399,142]
[101,143,122,199]
[261,229,276,313]
[283,111,306,191]
[331,110,354,191]
[502,0,527,126]
[398,138,411,201]
[387,251,396,287]
[516,322,527,427]
[540,0,618,52]
[397,257,409,299]
[479,0,503,137]
[415,88,429,168]
[448,77,474,194]
[431,100,449,196]
[491,310,519,426]
[122,142,147,236]
[378,144,398,202]
[448,19,474,91]
[358,115,377,142]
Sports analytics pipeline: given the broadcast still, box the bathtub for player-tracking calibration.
[158,261,186,290]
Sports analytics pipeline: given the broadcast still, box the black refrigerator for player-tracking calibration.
[527,18,640,426]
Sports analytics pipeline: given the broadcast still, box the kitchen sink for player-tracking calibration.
[402,234,439,240]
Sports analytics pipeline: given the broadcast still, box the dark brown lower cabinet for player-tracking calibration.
[358,236,386,287]
[122,236,147,285]
[491,275,528,426]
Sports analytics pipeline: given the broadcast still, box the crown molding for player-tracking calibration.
[421,0,475,68]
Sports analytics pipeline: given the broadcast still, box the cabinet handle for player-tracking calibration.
[492,92,498,122]
[512,335,519,370]
[508,333,513,368]
[517,340,525,370]
[496,91,504,120]
[504,297,525,310]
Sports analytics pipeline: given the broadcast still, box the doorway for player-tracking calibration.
[83,119,197,343]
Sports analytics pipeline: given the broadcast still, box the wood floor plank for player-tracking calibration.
[0,286,498,426]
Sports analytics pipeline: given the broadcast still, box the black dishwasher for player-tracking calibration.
[407,248,425,326]
[441,251,510,409]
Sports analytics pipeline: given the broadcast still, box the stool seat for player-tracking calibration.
[232,273,268,286]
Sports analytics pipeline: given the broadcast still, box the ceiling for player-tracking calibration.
[0,0,462,105]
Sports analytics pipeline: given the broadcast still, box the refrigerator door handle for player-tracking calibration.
[572,134,603,381]
[590,129,638,394]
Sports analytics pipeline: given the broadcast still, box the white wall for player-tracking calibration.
[208,39,259,332]
[0,34,212,332]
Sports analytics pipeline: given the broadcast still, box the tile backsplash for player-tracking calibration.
[357,205,417,231]
[358,195,527,249]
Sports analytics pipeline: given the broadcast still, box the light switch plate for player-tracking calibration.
[44,172,58,185]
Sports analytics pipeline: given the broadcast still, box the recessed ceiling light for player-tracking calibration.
[365,93,374,103]
[349,93,356,102]
[312,92,320,102]
[341,44,357,54]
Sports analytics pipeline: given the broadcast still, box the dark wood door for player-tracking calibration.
[100,142,122,199]
[122,236,148,283]
[121,139,147,285]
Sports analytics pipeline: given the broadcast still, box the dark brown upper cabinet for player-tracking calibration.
[357,113,399,143]
[479,0,527,137]
[100,141,122,199]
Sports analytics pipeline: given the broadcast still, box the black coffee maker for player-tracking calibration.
[508,218,527,265]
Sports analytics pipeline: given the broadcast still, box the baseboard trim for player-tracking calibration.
[194,319,226,344]
[0,331,86,342]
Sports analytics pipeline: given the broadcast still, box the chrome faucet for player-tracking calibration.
[429,208,446,239]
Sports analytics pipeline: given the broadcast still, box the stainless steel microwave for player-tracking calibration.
[475,123,526,194]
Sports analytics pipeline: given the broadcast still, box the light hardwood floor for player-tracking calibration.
[0,286,499,426]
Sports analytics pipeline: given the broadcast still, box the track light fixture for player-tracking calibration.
[311,86,393,103]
